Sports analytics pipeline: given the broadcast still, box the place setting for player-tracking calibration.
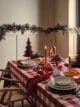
[47,75,80,96]
[17,59,39,70]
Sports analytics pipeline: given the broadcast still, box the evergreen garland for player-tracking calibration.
[0,23,67,41]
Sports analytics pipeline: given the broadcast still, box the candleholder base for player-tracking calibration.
[64,57,80,68]
[71,60,80,68]
[71,49,80,67]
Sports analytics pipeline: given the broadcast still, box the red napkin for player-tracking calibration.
[39,71,52,81]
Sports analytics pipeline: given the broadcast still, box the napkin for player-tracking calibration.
[39,71,52,81]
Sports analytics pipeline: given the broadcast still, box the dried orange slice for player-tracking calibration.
[64,68,80,77]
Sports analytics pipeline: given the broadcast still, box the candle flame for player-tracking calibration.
[44,45,47,50]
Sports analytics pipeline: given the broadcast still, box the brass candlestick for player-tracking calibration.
[68,56,71,72]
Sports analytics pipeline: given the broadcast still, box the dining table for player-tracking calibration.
[6,59,80,107]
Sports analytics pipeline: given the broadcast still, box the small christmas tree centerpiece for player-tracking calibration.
[23,37,33,58]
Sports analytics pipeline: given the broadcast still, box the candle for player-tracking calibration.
[53,45,56,55]
[49,47,53,57]
[39,57,43,63]
[44,45,47,66]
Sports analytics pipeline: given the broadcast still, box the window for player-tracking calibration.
[76,0,80,53]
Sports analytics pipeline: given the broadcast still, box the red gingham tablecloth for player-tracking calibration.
[7,61,40,96]
[36,82,80,107]
[6,60,80,107]
[6,60,52,96]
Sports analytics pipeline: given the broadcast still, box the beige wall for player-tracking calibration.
[52,0,76,58]
[38,0,69,58]
[37,0,56,54]
[54,0,69,57]
[0,0,42,68]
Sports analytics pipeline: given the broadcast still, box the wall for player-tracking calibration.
[54,0,69,57]
[0,0,42,68]
[53,0,76,58]
[37,0,56,54]
[37,0,69,57]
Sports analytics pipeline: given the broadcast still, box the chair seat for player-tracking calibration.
[0,104,7,107]
[10,90,26,102]
[3,85,26,103]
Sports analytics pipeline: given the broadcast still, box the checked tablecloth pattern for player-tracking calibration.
[7,61,40,96]
[36,82,80,107]
[6,60,80,107]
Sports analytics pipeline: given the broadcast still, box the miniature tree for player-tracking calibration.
[23,37,33,57]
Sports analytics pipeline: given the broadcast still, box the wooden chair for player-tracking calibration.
[0,69,27,107]
[0,86,21,107]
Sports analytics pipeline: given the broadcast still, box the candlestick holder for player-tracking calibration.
[70,49,80,68]
[44,45,47,68]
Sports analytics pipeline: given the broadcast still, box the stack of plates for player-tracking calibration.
[48,76,77,92]
[18,60,38,69]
